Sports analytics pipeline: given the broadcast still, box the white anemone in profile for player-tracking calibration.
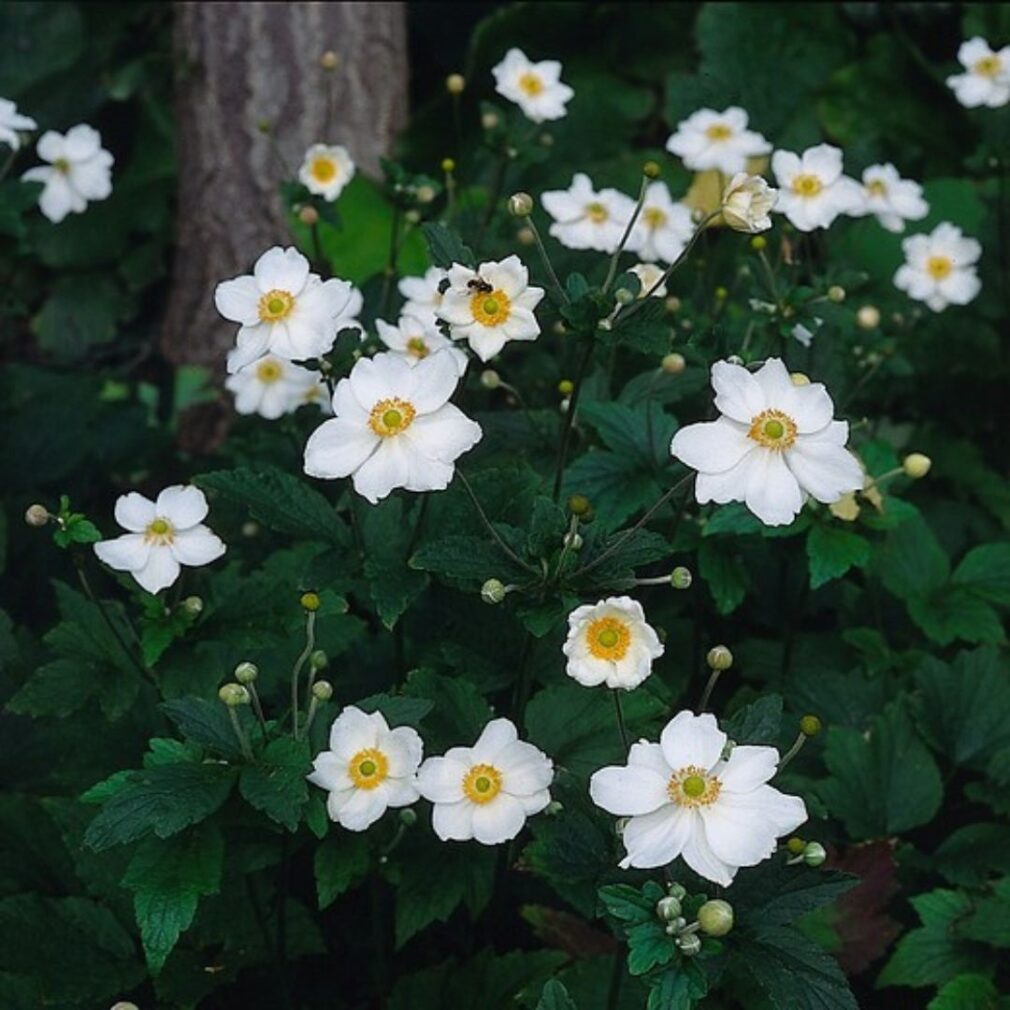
[563,597,664,691]
[628,262,668,299]
[491,48,574,123]
[627,181,695,264]
[665,107,771,176]
[852,164,928,233]
[304,350,481,504]
[376,314,467,374]
[771,144,863,232]
[298,143,355,201]
[946,37,1010,109]
[893,222,981,312]
[417,718,553,845]
[437,255,544,361]
[721,173,778,233]
[94,486,226,595]
[398,266,447,328]
[0,98,36,150]
[590,710,807,885]
[22,124,113,223]
[215,247,360,372]
[541,173,637,253]
[308,706,423,831]
[225,354,328,419]
[671,358,863,527]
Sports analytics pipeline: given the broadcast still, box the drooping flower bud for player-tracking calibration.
[311,679,333,701]
[563,531,583,551]
[698,899,734,936]
[706,645,733,671]
[481,578,507,605]
[661,353,686,375]
[803,841,827,867]
[24,504,50,527]
[656,895,682,922]
[671,566,693,589]
[219,683,250,707]
[721,173,777,233]
[902,453,932,479]
[234,662,258,684]
[399,807,418,826]
[445,73,465,95]
[856,305,880,330]
[508,192,534,217]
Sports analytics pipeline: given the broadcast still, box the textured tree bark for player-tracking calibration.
[161,1,408,367]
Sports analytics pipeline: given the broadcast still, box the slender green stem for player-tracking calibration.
[379,206,402,318]
[303,696,321,738]
[603,174,649,293]
[551,514,581,584]
[635,573,673,587]
[777,730,807,772]
[511,632,536,731]
[698,668,722,713]
[526,215,568,304]
[457,471,538,574]
[248,683,269,739]
[291,611,317,740]
[757,247,786,316]
[612,689,630,752]
[228,707,254,760]
[551,336,595,500]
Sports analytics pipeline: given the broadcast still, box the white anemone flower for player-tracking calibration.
[721,173,778,233]
[541,173,637,253]
[626,181,695,264]
[770,144,863,232]
[21,124,113,224]
[437,255,544,361]
[376,314,467,374]
[417,718,553,845]
[308,706,423,831]
[665,107,771,176]
[303,350,482,504]
[671,358,863,527]
[225,354,327,419]
[298,143,355,201]
[0,98,37,150]
[398,267,447,328]
[894,222,981,312]
[563,597,664,691]
[491,48,574,123]
[947,37,1010,109]
[590,710,807,885]
[852,164,928,233]
[94,486,226,595]
[215,247,361,372]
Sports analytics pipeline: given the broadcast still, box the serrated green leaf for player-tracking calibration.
[722,694,783,745]
[161,696,252,759]
[928,973,1000,1010]
[536,979,578,1010]
[952,543,1010,606]
[935,824,1010,888]
[421,221,474,269]
[698,538,748,615]
[314,831,370,909]
[647,963,708,1010]
[877,513,949,600]
[806,523,871,589]
[239,737,312,831]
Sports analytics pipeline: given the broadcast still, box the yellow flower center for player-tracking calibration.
[258,289,295,322]
[462,763,503,804]
[642,206,668,230]
[144,517,174,545]
[53,157,71,174]
[256,359,284,384]
[348,747,389,790]
[748,408,798,450]
[866,179,887,197]
[705,123,733,141]
[368,396,416,437]
[586,201,609,223]
[926,255,953,280]
[586,616,631,661]
[303,385,322,401]
[311,156,338,183]
[974,55,1002,78]
[406,336,430,359]
[791,174,823,198]
[668,765,722,807]
[470,289,511,327]
[518,72,544,96]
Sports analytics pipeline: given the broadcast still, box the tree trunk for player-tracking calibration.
[161,1,408,367]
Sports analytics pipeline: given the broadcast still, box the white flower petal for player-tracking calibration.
[417,756,468,803]
[303,417,379,479]
[745,450,804,526]
[170,526,226,567]
[619,804,693,869]
[499,741,553,795]
[702,787,806,866]
[254,246,310,295]
[431,799,474,841]
[785,441,862,504]
[681,816,736,885]
[133,546,181,594]
[156,485,209,529]
[335,786,389,831]
[94,533,150,572]
[471,793,527,844]
[114,492,156,532]
[328,706,385,757]
[590,764,671,816]
[670,417,752,474]
[717,745,780,793]
[711,359,767,422]
[472,718,519,762]
[215,276,262,326]
[659,711,727,771]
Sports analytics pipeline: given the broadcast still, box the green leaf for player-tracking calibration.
[421,221,474,269]
[575,528,673,595]
[527,496,568,559]
[731,863,858,928]
[314,831,370,909]
[935,824,1010,888]
[722,695,783,745]
[580,400,678,469]
[121,826,223,973]
[952,543,1010,606]
[34,273,124,361]
[907,589,1005,647]
[647,964,708,1010]
[563,450,661,529]
[239,737,312,831]
[597,883,659,925]
[626,920,675,975]
[356,693,434,728]
[536,979,578,1010]
[7,658,99,717]
[161,696,252,759]
[958,877,1010,948]
[806,523,871,589]
[928,973,1000,1010]
[403,669,492,748]
[411,533,531,586]
[877,513,949,600]
[609,298,674,356]
[703,503,765,537]
[360,497,429,628]
[698,538,748,615]
[525,809,611,918]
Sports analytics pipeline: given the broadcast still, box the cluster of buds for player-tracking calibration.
[656,883,734,957]
[786,836,827,867]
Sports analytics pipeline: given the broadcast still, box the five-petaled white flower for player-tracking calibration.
[541,173,637,253]
[417,718,553,845]
[666,107,771,177]
[893,222,981,313]
[376,314,467,374]
[671,358,863,527]
[947,37,1010,109]
[22,124,113,224]
[298,143,355,202]
[308,706,423,831]
[94,486,226,595]
[437,255,544,361]
[0,97,36,150]
[590,710,807,885]
[563,597,664,691]
[225,354,329,419]
[626,181,695,264]
[771,144,863,232]
[721,173,778,233]
[491,48,574,123]
[398,267,447,328]
[215,247,361,373]
[853,164,928,234]
[303,350,482,504]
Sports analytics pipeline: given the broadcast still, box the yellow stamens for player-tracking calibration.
[518,72,544,96]
[791,174,823,198]
[258,289,295,322]
[668,765,721,807]
[348,747,389,790]
[866,179,887,197]
[705,123,733,141]
[462,763,503,804]
[311,157,338,183]
[586,616,631,661]
[368,397,416,437]
[470,288,511,327]
[974,55,1002,78]
[642,206,668,229]
[748,408,798,450]
[405,337,430,359]
[586,202,609,224]
[144,517,174,545]
[256,359,283,384]
[926,255,953,280]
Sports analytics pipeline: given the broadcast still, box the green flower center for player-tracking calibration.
[682,775,707,798]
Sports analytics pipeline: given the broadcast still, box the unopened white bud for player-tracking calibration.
[481,578,507,604]
[856,305,880,330]
[234,662,258,684]
[481,111,500,131]
[698,899,734,936]
[310,649,329,670]
[508,192,533,217]
[311,679,333,701]
[902,453,931,479]
[480,369,501,390]
[677,933,702,956]
[706,645,733,671]
[827,285,846,303]
[661,353,686,375]
[803,841,827,867]
[219,683,250,707]
[563,531,583,551]
[671,566,692,589]
[656,895,682,922]
[445,73,465,95]
[181,595,204,616]
[25,504,50,527]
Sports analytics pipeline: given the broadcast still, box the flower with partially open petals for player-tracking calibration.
[626,181,695,263]
[298,143,355,201]
[666,107,771,177]
[721,173,777,233]
[590,710,806,885]
[771,144,863,232]
[437,255,544,361]
[417,718,553,845]
[303,350,482,504]
[947,37,1010,108]
[671,358,863,527]
[225,354,328,419]
[308,707,423,831]
[376,314,467,374]
[541,173,637,254]
[22,124,113,223]
[491,48,574,123]
[94,486,226,595]
[852,164,928,234]
[398,267,447,328]
[893,222,981,312]
[0,98,36,150]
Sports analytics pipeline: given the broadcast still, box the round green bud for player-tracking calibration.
[643,160,661,179]
[219,683,250,707]
[786,836,806,856]
[856,305,880,330]
[242,520,260,537]
[827,284,846,303]
[416,185,436,205]
[677,932,702,956]
[803,841,827,867]
[300,591,321,612]
[25,504,50,527]
[557,378,575,396]
[181,595,204,616]
[671,566,693,590]
[480,369,501,390]
[656,895,682,922]
[311,679,333,702]
[298,205,319,227]
[440,157,455,174]
[481,111,500,131]
[706,645,733,672]
[665,916,687,935]
[508,192,534,217]
[399,807,418,826]
[404,208,422,225]
[567,494,592,517]
[320,51,339,71]
[445,73,465,95]
[800,714,822,737]
[481,578,507,605]
[668,882,687,901]
[310,649,329,671]
[661,352,686,375]
[516,226,536,246]
[698,898,734,937]
[234,662,258,684]
[545,800,564,816]
[715,285,728,300]
[902,453,932,479]
[750,235,767,251]
[665,296,682,313]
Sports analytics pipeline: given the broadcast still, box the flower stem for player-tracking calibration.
[777,730,807,772]
[290,610,317,740]
[379,205,402,318]
[228,706,254,760]
[612,689,630,753]
[603,174,649,293]
[698,668,722,713]
[248,683,269,739]
[526,215,568,305]
[551,335,595,501]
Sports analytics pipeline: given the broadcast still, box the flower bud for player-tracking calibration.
[677,932,702,956]
[310,649,329,670]
[721,173,777,233]
[714,285,728,300]
[557,379,574,396]
[799,714,822,737]
[111,1003,141,1010]
[234,662,258,684]
[311,679,333,701]
[750,235,767,251]
[300,591,321,612]
[445,73,465,95]
[242,520,260,538]
[664,296,682,314]
[320,51,339,71]
[567,494,592,517]
[614,287,635,306]
[803,841,827,867]
[516,226,535,246]
[538,133,554,147]
[697,899,734,937]
[481,578,507,605]
[856,305,880,330]
[656,895,682,922]
[671,566,693,589]
[563,531,583,551]
[481,111,500,131]
[786,836,806,856]
[399,807,418,826]
[545,800,564,816]
[643,160,661,179]
[706,645,733,671]
[902,453,931,479]
[790,372,810,386]
[827,285,846,303]
[661,353,686,375]
[24,504,50,527]
[508,192,534,217]
[181,595,204,616]
[404,208,422,225]
[725,354,744,366]
[668,882,687,901]
[480,369,501,390]
[298,205,320,226]
[440,157,455,174]
[219,683,250,707]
